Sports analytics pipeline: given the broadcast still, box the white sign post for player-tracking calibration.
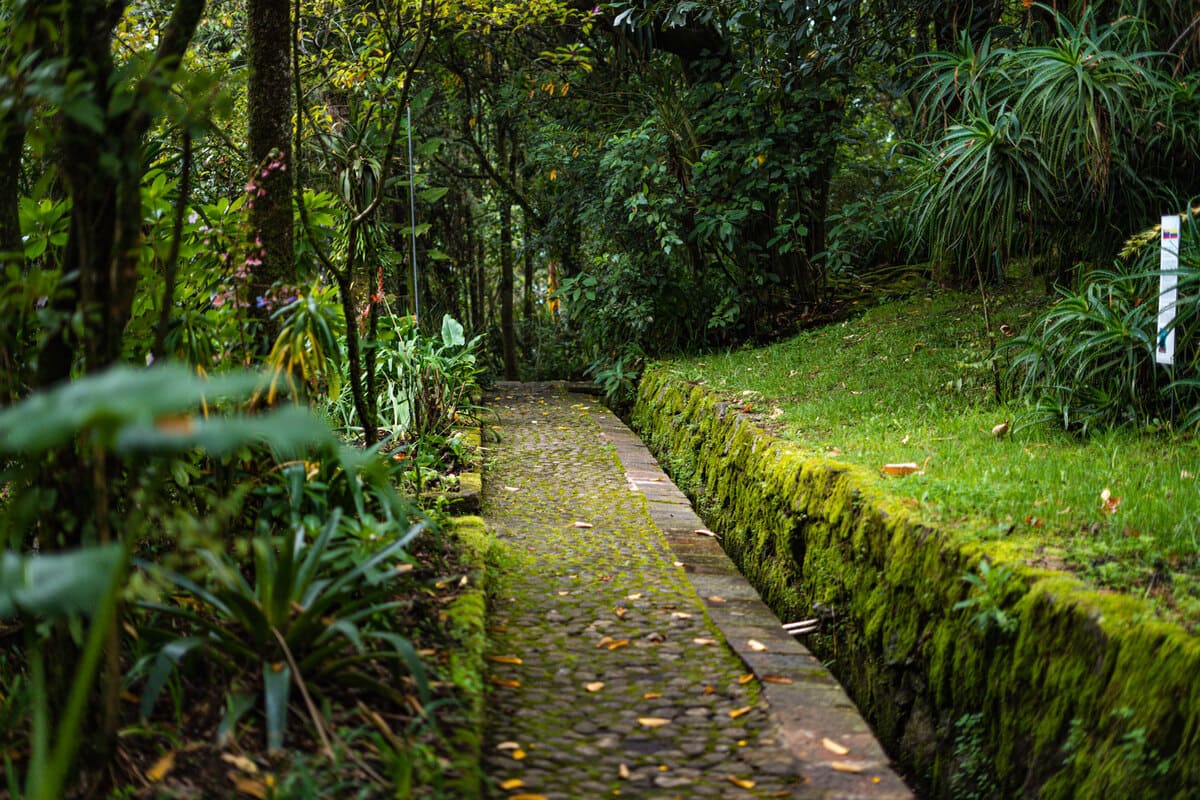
[1156,214,1181,366]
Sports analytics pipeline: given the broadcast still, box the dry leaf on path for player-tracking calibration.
[508,794,548,800]
[490,677,521,688]
[585,682,605,692]
[729,706,753,719]
[822,738,850,755]
[571,521,594,528]
[881,462,920,476]
[511,749,527,760]
[502,486,521,492]
[707,595,726,603]
[496,741,522,751]
[747,639,767,652]
[643,692,662,700]
[606,639,630,651]
[638,717,672,727]
[618,764,631,780]
[499,778,525,790]
[738,673,754,685]
[146,751,175,782]
[626,593,643,600]
[487,655,523,665]
[762,675,793,685]
[693,529,717,537]
[595,636,614,648]
[693,637,718,645]
[727,775,757,789]
[831,761,865,773]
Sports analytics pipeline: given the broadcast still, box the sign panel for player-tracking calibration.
[1156,214,1181,366]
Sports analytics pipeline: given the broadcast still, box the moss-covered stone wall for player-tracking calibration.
[632,368,1200,799]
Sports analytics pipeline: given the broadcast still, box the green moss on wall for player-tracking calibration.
[632,368,1200,799]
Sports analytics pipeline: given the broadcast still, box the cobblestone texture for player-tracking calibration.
[481,383,909,800]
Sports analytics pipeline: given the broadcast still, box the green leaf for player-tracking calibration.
[217,692,256,747]
[113,404,339,458]
[0,545,123,619]
[440,314,465,348]
[140,637,205,720]
[0,366,260,453]
[419,186,449,203]
[263,662,291,751]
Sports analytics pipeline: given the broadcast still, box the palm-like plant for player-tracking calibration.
[908,99,1054,277]
[139,509,430,751]
[1011,6,1158,200]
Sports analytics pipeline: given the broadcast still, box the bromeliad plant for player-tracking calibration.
[138,507,430,751]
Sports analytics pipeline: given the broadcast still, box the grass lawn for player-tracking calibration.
[665,281,1200,627]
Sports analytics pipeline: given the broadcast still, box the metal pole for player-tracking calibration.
[407,104,420,324]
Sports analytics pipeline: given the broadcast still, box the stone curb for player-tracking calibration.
[592,410,913,800]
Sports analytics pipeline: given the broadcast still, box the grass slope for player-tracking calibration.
[667,284,1200,626]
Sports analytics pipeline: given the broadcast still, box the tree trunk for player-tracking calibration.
[499,196,517,380]
[0,118,23,266]
[247,0,294,332]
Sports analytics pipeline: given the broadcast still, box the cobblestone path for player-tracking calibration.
[481,384,810,799]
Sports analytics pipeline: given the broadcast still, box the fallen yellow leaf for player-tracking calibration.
[220,753,258,774]
[229,774,268,799]
[881,462,920,476]
[490,677,521,688]
[571,521,594,528]
[595,636,614,648]
[614,607,627,618]
[822,737,850,756]
[638,717,671,727]
[606,639,630,650]
[729,706,753,719]
[496,741,522,750]
[762,675,793,685]
[727,775,756,789]
[488,655,523,665]
[738,673,755,685]
[626,593,643,600]
[499,778,525,790]
[831,761,865,773]
[747,639,767,652]
[643,692,662,700]
[146,750,175,782]
[707,595,726,603]
[693,637,718,645]
[585,682,605,692]
[508,795,548,800]
[618,763,631,780]
[512,749,527,760]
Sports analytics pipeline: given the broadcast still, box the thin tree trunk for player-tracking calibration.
[0,118,23,266]
[248,0,294,334]
[499,196,517,380]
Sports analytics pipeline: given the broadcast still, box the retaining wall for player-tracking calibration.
[631,367,1200,799]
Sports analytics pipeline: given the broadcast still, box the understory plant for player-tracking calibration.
[1005,210,1200,433]
[363,312,482,443]
[138,507,430,751]
[0,364,362,796]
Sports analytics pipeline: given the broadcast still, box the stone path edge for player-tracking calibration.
[592,408,913,799]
